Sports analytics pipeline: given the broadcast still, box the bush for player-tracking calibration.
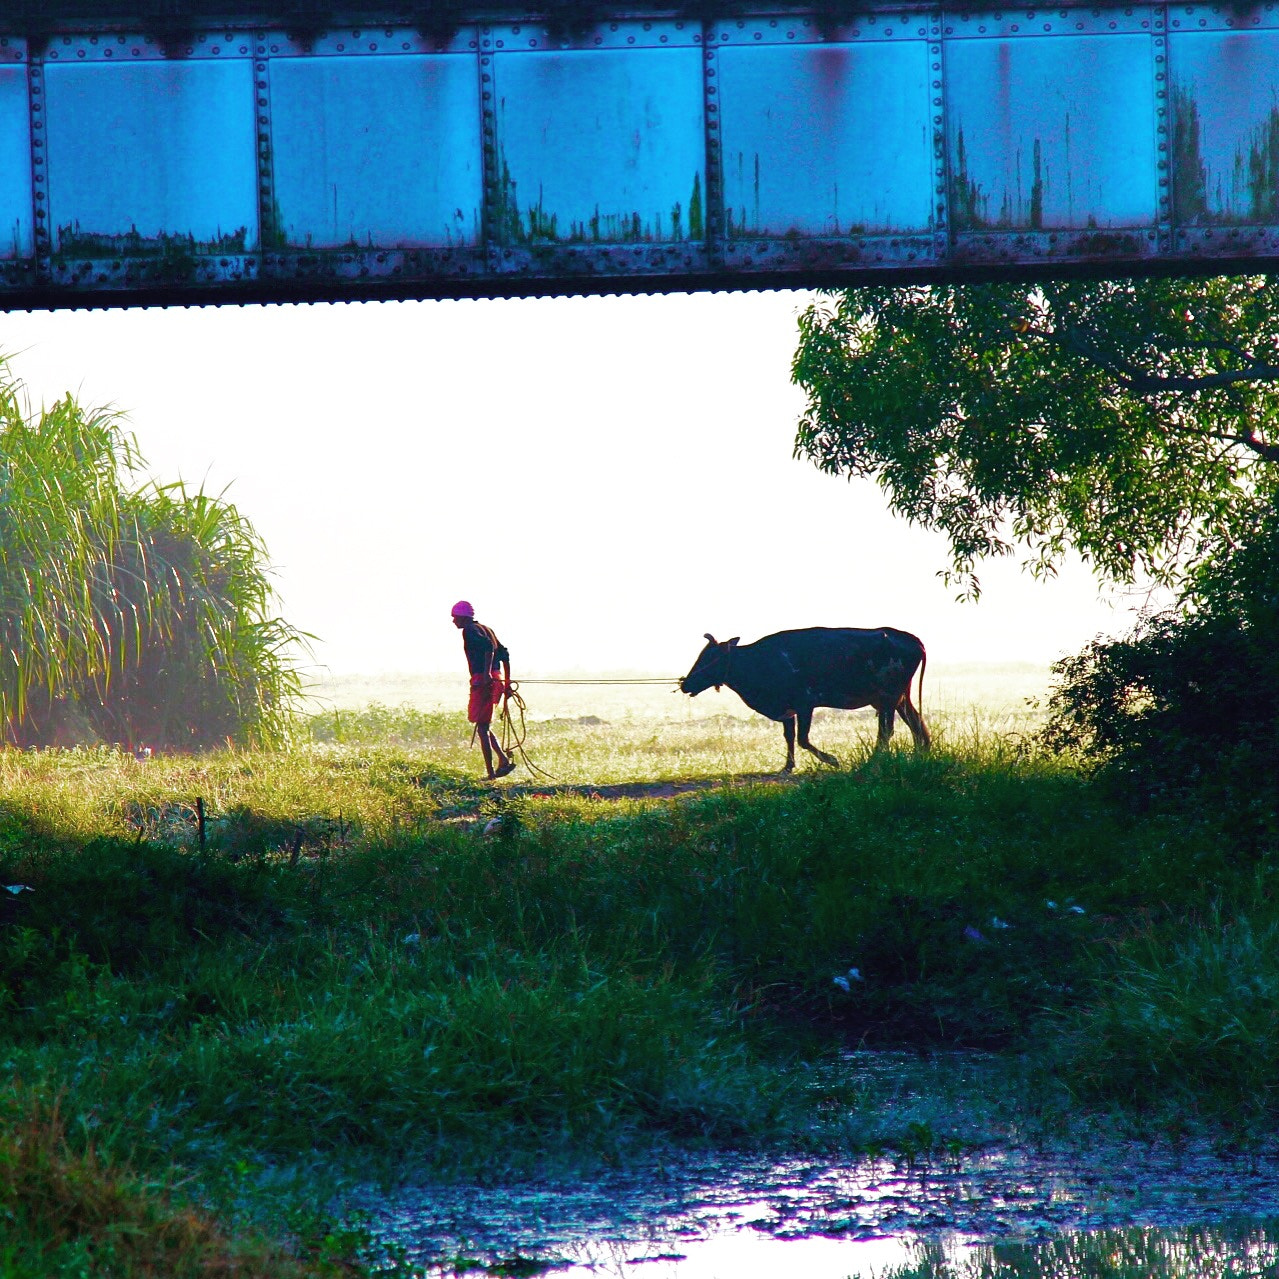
[1040,509,1279,837]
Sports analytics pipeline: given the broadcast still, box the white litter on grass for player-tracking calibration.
[832,968,864,992]
[4,884,32,895]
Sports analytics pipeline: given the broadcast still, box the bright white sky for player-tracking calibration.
[0,289,1145,680]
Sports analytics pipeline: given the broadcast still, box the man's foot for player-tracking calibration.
[494,759,517,779]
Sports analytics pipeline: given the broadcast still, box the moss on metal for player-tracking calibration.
[1246,105,1279,224]
[949,127,988,232]
[1172,87,1210,225]
[1173,86,1279,226]
[51,227,250,280]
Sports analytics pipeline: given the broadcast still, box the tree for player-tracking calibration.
[0,366,305,750]
[791,276,1279,597]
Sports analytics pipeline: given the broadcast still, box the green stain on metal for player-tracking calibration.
[52,225,248,279]
[950,128,987,230]
[1246,106,1279,222]
[951,126,1046,231]
[1172,87,1279,225]
[261,197,286,251]
[493,143,701,245]
[688,172,703,240]
[493,151,525,244]
[257,132,286,251]
[1029,137,1044,231]
[1172,87,1210,223]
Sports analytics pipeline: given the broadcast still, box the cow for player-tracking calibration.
[679,626,930,772]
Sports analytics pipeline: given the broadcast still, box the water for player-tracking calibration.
[359,1052,1279,1277]
[365,1137,1279,1277]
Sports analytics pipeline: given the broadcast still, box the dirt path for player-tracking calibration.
[501,772,801,802]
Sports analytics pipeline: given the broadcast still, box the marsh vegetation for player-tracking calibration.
[1,670,1276,1276]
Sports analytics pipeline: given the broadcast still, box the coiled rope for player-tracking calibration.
[496,682,558,781]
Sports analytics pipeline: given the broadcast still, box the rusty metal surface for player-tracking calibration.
[491,25,704,247]
[45,56,258,257]
[714,20,935,239]
[3,6,1279,308]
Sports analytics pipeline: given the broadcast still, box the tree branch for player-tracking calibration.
[1003,310,1279,462]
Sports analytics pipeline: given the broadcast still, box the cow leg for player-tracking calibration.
[797,707,839,767]
[897,698,932,751]
[781,714,797,772]
[875,702,896,750]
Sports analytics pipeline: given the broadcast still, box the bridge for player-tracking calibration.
[0,2,1276,307]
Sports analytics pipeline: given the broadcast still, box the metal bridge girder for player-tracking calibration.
[0,4,1277,308]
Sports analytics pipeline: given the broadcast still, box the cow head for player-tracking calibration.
[680,633,739,696]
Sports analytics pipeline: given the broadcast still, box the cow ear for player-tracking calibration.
[703,633,717,644]
[727,637,740,648]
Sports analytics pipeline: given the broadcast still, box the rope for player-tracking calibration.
[513,678,679,685]
[491,678,681,781]
[496,682,561,782]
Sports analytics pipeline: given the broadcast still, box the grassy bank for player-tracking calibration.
[0,707,1272,1273]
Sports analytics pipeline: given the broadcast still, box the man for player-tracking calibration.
[451,600,516,780]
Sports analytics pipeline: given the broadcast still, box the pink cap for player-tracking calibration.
[451,600,474,618]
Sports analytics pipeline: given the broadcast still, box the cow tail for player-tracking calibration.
[916,643,927,715]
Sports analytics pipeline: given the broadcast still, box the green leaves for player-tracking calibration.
[0,361,306,749]
[792,277,1279,598]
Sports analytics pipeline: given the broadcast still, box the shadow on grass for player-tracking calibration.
[502,771,800,801]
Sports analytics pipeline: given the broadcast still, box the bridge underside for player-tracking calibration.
[2,3,1278,308]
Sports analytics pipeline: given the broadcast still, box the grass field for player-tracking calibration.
[307,662,1053,722]
[0,662,1272,1277]
[302,662,1053,782]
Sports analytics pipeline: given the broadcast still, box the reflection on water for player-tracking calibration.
[526,1231,929,1278]
[362,1053,1279,1278]
[892,1226,1279,1278]
[366,1140,1279,1278]
[368,1219,1279,1278]
[368,1215,1279,1278]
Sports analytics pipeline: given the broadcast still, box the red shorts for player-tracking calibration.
[467,674,504,723]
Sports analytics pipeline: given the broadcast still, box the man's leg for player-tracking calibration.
[476,717,498,779]
[487,729,514,776]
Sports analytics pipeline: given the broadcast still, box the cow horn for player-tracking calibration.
[704,633,717,644]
